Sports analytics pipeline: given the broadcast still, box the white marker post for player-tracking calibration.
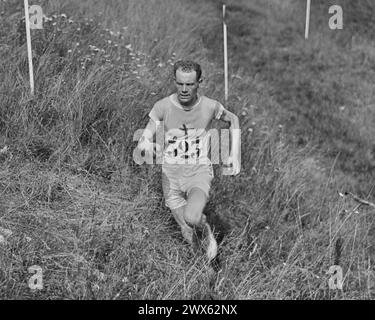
[305,0,311,39]
[223,4,228,102]
[24,0,35,95]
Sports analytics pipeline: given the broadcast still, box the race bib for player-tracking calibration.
[164,128,208,163]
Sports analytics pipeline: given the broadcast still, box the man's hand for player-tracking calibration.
[137,137,154,155]
[137,137,161,156]
[224,155,241,176]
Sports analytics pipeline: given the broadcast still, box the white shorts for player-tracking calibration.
[161,163,214,210]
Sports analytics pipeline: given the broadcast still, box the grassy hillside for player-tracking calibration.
[203,0,375,193]
[0,0,374,299]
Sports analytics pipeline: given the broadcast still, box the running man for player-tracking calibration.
[135,60,240,261]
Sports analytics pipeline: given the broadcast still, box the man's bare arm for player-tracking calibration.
[220,108,240,128]
[136,118,161,155]
[138,119,157,143]
[218,108,241,175]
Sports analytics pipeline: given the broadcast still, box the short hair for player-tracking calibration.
[173,60,202,81]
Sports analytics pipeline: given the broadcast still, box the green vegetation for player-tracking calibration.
[0,0,374,299]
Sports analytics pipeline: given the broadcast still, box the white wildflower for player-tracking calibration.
[0,227,12,237]
[92,284,100,291]
[0,145,8,154]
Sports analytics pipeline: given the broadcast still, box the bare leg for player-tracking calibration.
[184,187,208,226]
[171,206,193,244]
[184,188,217,261]
[170,188,217,261]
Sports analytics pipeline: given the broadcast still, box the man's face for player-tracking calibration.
[174,69,200,107]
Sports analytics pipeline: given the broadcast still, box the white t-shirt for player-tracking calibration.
[149,93,225,164]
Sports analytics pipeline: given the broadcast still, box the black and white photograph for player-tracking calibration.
[0,0,375,304]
